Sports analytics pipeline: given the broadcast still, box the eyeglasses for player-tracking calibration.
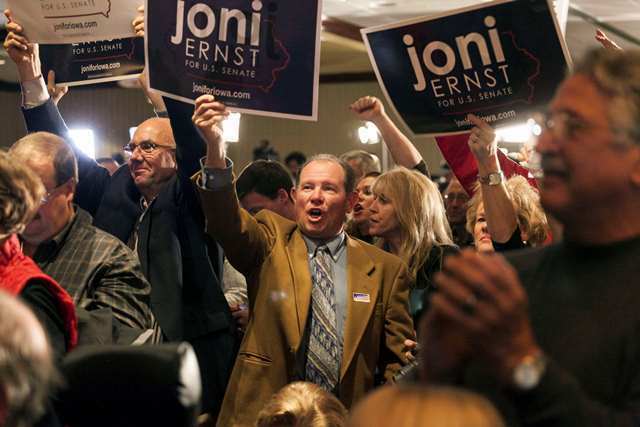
[532,111,592,141]
[41,179,72,205]
[122,141,174,155]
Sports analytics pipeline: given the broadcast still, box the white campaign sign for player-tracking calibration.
[7,0,139,44]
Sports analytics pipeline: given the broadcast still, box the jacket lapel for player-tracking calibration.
[285,229,313,344]
[341,237,377,379]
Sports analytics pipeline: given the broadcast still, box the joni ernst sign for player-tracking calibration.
[362,0,572,136]
[145,0,322,120]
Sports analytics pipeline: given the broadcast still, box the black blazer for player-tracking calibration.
[22,99,233,343]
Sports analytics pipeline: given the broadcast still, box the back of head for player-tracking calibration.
[256,382,348,427]
[236,160,294,201]
[349,385,505,427]
[573,49,640,146]
[339,150,381,180]
[10,132,78,187]
[0,291,56,427]
[0,150,45,238]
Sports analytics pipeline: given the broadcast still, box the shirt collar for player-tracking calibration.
[33,207,82,263]
[303,231,347,262]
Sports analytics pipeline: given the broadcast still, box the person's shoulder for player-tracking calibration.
[348,236,404,268]
[75,209,135,252]
[254,209,297,234]
[504,244,558,275]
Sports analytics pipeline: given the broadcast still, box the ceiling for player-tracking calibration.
[1,0,639,83]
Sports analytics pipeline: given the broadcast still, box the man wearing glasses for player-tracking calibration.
[6,16,236,420]
[9,132,154,343]
[421,49,640,426]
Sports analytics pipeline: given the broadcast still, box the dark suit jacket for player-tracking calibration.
[23,99,236,413]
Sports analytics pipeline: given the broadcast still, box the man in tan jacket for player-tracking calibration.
[192,95,415,426]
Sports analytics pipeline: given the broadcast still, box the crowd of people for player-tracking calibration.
[0,7,639,427]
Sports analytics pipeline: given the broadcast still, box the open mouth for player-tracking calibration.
[308,208,323,221]
[540,157,567,178]
[353,203,363,214]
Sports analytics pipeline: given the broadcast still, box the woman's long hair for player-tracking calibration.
[372,167,453,281]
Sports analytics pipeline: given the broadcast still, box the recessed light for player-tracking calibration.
[370,0,396,7]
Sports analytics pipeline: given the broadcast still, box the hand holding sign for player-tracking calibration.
[47,71,69,105]
[3,10,41,83]
[595,29,622,51]
[7,0,139,44]
[193,96,229,142]
[132,5,144,37]
[467,113,499,171]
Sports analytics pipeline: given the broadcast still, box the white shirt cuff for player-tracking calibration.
[21,76,50,109]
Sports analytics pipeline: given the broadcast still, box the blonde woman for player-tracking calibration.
[466,114,548,252]
[368,167,458,323]
[466,176,549,252]
[256,381,348,427]
[349,385,505,427]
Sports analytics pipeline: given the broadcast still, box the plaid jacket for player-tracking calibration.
[33,208,154,330]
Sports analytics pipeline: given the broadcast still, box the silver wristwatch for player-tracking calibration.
[512,352,547,391]
[478,171,505,186]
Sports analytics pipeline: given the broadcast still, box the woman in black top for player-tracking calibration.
[368,167,458,324]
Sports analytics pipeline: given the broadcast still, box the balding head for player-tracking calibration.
[134,118,176,149]
[0,291,57,427]
[128,118,177,201]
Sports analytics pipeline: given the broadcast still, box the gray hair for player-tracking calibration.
[0,150,45,238]
[10,132,79,186]
[0,291,59,427]
[299,154,357,194]
[574,48,640,146]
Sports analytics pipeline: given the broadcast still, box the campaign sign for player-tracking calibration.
[7,0,139,44]
[145,0,322,120]
[362,0,572,136]
[40,37,144,86]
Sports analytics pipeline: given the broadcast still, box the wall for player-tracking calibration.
[0,81,445,173]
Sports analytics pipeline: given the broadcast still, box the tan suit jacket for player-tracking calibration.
[198,183,414,427]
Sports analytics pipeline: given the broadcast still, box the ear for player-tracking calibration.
[276,188,290,203]
[64,179,76,203]
[290,187,297,203]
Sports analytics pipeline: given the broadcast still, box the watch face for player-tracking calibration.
[514,364,539,390]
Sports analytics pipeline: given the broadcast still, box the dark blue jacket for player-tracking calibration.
[23,98,236,414]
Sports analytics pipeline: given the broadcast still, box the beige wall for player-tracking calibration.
[0,81,445,173]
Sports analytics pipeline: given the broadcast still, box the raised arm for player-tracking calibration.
[467,114,518,244]
[192,95,274,278]
[4,9,110,216]
[350,96,428,175]
[595,29,623,51]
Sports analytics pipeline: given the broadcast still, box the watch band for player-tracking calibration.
[478,171,505,186]
[512,352,547,391]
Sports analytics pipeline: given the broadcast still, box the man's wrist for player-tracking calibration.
[200,157,233,190]
[21,76,50,109]
[509,349,547,391]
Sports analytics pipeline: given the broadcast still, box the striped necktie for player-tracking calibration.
[305,245,341,393]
